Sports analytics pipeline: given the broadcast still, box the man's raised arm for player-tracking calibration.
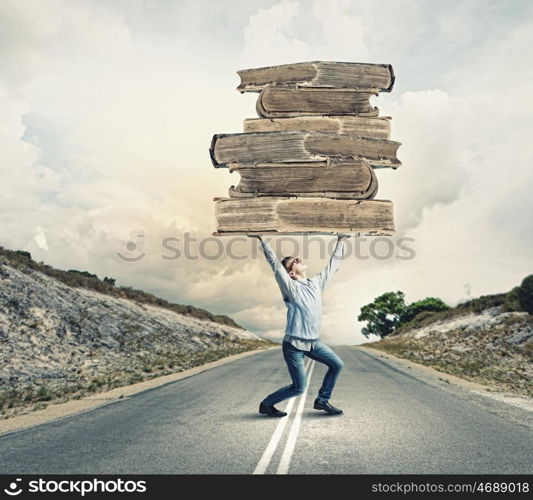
[250,235,296,302]
[316,235,349,291]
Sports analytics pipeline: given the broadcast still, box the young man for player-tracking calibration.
[249,234,350,417]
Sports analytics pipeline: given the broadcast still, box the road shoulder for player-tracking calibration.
[0,346,280,437]
[355,345,533,414]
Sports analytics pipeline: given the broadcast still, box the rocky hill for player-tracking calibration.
[367,285,532,398]
[0,249,271,418]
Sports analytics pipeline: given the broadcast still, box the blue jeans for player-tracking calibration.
[261,340,344,406]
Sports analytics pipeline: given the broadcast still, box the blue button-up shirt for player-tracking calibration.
[259,237,345,351]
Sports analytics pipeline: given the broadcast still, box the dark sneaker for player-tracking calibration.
[313,399,343,415]
[259,403,287,417]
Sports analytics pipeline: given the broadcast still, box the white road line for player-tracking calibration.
[253,358,312,475]
[276,359,315,475]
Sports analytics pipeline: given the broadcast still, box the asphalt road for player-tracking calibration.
[0,346,531,474]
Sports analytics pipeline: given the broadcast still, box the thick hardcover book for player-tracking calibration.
[237,61,395,93]
[213,197,394,236]
[243,116,391,140]
[210,131,401,169]
[256,87,378,118]
[227,159,378,200]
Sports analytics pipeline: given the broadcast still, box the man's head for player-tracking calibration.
[281,256,307,279]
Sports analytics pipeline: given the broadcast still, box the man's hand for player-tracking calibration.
[336,233,351,240]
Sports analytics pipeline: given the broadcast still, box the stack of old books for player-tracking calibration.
[209,61,401,236]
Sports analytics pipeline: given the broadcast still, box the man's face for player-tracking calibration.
[287,257,307,275]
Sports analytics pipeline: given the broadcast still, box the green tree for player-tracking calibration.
[399,297,450,324]
[358,291,406,338]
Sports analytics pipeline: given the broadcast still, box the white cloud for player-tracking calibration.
[34,226,49,251]
[378,89,474,232]
[242,0,310,65]
[310,0,368,59]
[241,0,369,66]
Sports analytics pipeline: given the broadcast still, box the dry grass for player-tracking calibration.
[0,339,274,419]
[370,315,532,397]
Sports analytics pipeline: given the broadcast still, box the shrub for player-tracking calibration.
[399,297,450,324]
[517,275,533,314]
[503,286,522,312]
[35,386,53,402]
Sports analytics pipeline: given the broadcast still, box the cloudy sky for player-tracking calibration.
[1,0,532,345]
